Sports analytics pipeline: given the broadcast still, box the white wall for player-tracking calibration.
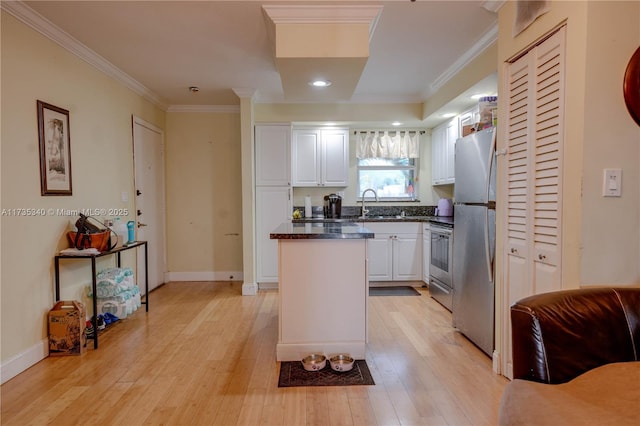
[1,11,164,383]
[496,0,640,290]
[579,1,640,284]
[164,112,243,280]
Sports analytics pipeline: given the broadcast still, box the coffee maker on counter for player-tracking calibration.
[323,193,342,218]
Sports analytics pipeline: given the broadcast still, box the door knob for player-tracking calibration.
[137,222,148,228]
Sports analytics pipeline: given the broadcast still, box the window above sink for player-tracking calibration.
[357,157,419,202]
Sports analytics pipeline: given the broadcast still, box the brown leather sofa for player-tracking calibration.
[498,287,640,425]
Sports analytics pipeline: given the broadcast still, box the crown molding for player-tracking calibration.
[262,4,383,40]
[430,23,498,94]
[262,4,383,24]
[166,105,240,113]
[1,1,169,110]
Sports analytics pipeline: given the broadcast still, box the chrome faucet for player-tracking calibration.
[360,188,378,218]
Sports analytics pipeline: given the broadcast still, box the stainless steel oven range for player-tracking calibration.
[429,223,453,311]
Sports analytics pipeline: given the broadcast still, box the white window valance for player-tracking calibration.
[355,130,420,159]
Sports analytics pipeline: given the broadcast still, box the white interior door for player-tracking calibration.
[133,116,166,293]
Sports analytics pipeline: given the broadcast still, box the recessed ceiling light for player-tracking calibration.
[309,79,332,87]
[442,113,456,118]
[189,86,200,93]
[391,121,403,126]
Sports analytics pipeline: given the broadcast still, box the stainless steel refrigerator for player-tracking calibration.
[452,127,496,357]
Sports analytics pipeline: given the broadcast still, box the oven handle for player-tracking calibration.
[430,279,450,295]
[430,226,452,237]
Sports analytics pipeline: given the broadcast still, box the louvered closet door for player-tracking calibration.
[531,29,565,294]
[503,26,565,378]
[505,48,533,306]
[505,27,565,299]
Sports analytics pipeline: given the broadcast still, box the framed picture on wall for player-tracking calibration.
[37,100,72,195]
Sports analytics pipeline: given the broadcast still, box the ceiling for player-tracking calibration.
[12,0,500,128]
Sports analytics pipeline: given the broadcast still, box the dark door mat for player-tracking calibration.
[369,286,421,296]
[278,359,375,387]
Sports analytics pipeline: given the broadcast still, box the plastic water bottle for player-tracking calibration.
[127,221,135,244]
[113,217,127,247]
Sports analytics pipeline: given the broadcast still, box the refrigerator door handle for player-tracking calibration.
[486,129,497,201]
[484,208,494,284]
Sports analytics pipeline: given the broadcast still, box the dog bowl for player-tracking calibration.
[301,354,327,371]
[329,354,355,372]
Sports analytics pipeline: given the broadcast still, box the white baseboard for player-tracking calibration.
[504,360,514,380]
[165,271,243,282]
[1,339,48,384]
[277,341,366,362]
[369,280,424,288]
[242,282,258,295]
[258,282,278,290]
[492,350,501,375]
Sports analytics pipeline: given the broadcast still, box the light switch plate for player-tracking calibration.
[602,168,622,197]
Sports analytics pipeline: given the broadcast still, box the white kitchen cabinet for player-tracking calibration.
[255,124,291,186]
[431,117,458,186]
[255,124,292,284]
[459,105,479,137]
[422,223,430,284]
[393,233,422,280]
[292,128,349,187]
[256,186,292,283]
[364,222,422,281]
[367,231,393,281]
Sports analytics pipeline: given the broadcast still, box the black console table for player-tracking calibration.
[54,241,148,349]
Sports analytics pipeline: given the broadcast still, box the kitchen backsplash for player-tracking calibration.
[294,205,436,218]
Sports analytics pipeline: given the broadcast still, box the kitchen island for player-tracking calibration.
[270,222,374,361]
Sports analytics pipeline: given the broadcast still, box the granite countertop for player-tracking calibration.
[270,222,375,240]
[292,215,454,227]
[424,216,454,227]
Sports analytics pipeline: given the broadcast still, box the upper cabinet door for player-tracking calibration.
[255,125,291,186]
[292,129,321,186]
[292,128,349,187]
[444,118,458,184]
[431,118,457,186]
[321,129,349,187]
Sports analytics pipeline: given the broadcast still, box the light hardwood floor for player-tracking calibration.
[1,282,507,425]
